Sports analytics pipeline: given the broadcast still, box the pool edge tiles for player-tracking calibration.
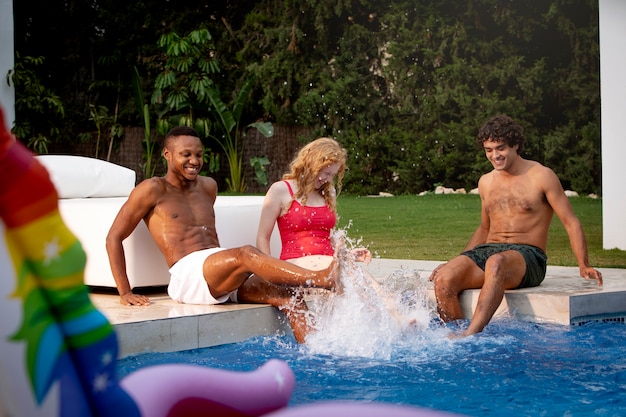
[89,259,626,357]
[113,305,290,357]
[89,292,291,357]
[367,259,626,327]
[461,290,573,325]
[569,290,626,325]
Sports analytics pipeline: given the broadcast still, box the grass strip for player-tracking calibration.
[336,194,626,269]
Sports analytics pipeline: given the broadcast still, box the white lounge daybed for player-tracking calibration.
[37,155,280,289]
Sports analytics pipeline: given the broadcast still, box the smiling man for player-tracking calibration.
[106,126,338,343]
[428,114,602,337]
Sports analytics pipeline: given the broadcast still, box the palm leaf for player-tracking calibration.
[232,78,254,127]
[131,66,145,118]
[206,87,235,133]
[248,121,274,138]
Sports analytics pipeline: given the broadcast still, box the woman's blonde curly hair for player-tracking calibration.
[282,137,347,212]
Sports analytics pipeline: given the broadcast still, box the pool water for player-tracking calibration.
[117,238,626,416]
[117,319,626,417]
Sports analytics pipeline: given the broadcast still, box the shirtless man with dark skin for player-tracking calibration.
[429,115,603,337]
[106,126,337,343]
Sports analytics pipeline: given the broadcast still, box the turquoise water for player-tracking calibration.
[117,319,626,416]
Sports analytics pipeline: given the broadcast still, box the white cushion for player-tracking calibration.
[58,198,171,288]
[37,155,136,198]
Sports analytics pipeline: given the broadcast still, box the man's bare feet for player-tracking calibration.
[310,259,341,291]
[304,259,341,291]
[444,321,478,339]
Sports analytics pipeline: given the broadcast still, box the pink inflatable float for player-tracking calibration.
[121,361,294,417]
[266,402,462,417]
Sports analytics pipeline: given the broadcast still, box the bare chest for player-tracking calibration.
[153,191,215,227]
[483,180,546,217]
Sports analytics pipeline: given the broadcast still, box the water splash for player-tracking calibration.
[304,229,436,359]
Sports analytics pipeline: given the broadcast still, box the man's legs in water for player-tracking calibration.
[431,255,485,322]
[463,251,525,336]
[432,251,525,336]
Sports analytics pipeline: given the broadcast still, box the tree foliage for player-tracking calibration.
[11,0,600,194]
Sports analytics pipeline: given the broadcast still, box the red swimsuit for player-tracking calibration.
[277,181,336,260]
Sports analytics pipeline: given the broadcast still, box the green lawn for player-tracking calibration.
[336,194,626,269]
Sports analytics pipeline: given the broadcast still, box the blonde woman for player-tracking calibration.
[257,137,370,270]
[257,138,415,336]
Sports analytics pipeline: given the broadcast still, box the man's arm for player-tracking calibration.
[105,180,159,305]
[543,167,603,286]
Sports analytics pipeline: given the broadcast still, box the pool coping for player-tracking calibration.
[89,258,626,357]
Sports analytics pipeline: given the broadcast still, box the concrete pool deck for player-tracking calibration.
[89,258,626,358]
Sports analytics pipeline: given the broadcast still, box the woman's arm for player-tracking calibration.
[256,181,289,256]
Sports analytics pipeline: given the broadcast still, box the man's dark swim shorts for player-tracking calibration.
[461,243,548,288]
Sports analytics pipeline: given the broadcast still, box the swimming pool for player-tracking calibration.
[117,318,626,416]
[116,249,626,416]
